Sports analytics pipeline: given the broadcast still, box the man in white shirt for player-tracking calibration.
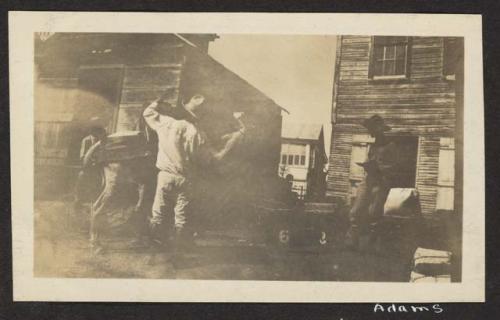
[143,94,245,260]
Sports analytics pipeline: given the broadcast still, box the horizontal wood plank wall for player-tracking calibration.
[115,46,185,132]
[335,37,455,135]
[327,36,457,214]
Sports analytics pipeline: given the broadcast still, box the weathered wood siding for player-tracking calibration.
[327,130,352,201]
[327,36,458,215]
[116,64,183,131]
[415,137,440,214]
[114,39,186,132]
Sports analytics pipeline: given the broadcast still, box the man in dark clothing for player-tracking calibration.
[80,126,105,162]
[73,126,107,211]
[83,131,155,255]
[347,115,398,249]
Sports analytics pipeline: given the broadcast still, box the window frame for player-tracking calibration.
[294,155,300,165]
[300,155,306,166]
[369,36,412,80]
[443,37,462,81]
[281,154,287,165]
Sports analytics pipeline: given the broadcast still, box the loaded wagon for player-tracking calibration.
[34,33,290,243]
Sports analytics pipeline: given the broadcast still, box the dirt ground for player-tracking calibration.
[34,201,414,282]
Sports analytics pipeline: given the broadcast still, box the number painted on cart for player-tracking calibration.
[319,231,328,245]
[278,230,290,244]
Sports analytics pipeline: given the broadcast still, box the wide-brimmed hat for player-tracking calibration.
[362,115,391,132]
[182,94,206,119]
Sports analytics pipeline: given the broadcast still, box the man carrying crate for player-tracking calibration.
[347,115,399,250]
[143,93,245,263]
[83,129,156,255]
[73,125,107,213]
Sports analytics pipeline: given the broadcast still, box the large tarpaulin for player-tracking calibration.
[177,46,284,229]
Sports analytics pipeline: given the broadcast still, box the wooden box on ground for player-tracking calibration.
[259,201,349,249]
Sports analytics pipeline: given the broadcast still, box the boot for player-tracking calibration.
[172,228,197,269]
[145,223,174,264]
[345,225,360,250]
[89,238,105,256]
[149,223,174,250]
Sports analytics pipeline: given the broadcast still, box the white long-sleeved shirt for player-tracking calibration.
[143,101,205,177]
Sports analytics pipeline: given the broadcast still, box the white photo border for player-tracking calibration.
[9,12,484,302]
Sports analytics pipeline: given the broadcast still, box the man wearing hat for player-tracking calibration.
[143,93,245,262]
[347,115,398,249]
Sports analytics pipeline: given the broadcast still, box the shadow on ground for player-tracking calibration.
[34,200,413,281]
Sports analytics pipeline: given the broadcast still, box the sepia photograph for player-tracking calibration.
[9,12,484,302]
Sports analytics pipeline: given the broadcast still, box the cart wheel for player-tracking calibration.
[278,229,290,245]
[319,231,328,245]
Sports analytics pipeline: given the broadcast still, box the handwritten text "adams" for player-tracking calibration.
[374,304,443,314]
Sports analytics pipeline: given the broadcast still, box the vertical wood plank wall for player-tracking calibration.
[327,36,457,215]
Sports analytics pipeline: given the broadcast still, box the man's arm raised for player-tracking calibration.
[195,112,246,164]
[143,93,177,131]
[211,112,246,161]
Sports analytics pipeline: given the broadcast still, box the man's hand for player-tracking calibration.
[156,88,178,104]
[233,112,247,135]
[211,130,246,161]
[233,112,244,120]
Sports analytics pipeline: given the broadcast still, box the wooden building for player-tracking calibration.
[278,122,327,200]
[327,36,463,216]
[34,33,283,213]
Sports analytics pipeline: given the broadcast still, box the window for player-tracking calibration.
[294,155,300,165]
[443,38,462,80]
[281,143,306,166]
[370,36,410,78]
[436,138,455,210]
